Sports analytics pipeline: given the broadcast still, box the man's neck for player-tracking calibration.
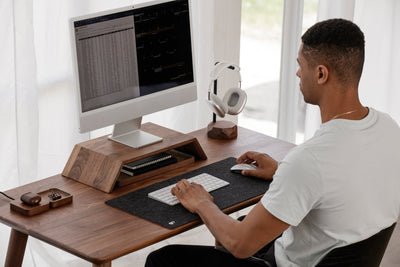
[319,87,367,123]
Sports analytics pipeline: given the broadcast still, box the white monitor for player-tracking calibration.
[70,0,196,148]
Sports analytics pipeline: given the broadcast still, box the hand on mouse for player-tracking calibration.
[237,151,278,180]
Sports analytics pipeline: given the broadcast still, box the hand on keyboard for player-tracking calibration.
[171,179,215,213]
[148,173,229,210]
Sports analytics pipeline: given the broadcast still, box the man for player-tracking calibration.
[145,19,400,266]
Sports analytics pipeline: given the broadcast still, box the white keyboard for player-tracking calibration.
[148,173,230,206]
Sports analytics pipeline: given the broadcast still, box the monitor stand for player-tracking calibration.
[62,122,207,193]
[108,118,162,148]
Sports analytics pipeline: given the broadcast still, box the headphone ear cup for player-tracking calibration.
[222,87,247,115]
[206,93,228,117]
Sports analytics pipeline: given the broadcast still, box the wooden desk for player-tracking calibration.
[0,126,294,267]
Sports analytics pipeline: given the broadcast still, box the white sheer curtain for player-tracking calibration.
[0,0,38,265]
[304,0,400,140]
[355,0,400,124]
[0,0,216,266]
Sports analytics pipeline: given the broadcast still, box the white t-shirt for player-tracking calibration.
[261,108,400,266]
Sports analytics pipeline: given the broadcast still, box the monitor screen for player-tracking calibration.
[70,0,196,148]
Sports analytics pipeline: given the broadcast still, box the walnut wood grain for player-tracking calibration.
[207,120,238,139]
[5,229,28,267]
[0,125,295,265]
[62,123,207,193]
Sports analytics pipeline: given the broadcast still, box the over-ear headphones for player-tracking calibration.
[206,62,247,118]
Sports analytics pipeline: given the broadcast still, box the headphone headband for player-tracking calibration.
[208,62,242,95]
[210,62,241,81]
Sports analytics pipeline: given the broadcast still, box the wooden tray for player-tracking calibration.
[10,188,73,216]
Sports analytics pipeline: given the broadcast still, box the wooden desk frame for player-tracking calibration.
[0,125,294,267]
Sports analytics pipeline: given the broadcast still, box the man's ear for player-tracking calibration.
[317,65,328,84]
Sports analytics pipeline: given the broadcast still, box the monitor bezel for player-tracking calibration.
[69,0,197,134]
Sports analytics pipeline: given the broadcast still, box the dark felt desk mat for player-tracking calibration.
[106,157,270,229]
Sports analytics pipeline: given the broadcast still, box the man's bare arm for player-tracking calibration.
[172,180,289,259]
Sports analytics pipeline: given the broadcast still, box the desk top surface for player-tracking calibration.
[0,125,294,264]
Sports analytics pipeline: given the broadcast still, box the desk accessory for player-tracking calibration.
[106,157,270,229]
[206,62,247,139]
[0,191,15,200]
[20,192,41,206]
[62,123,207,193]
[48,190,62,201]
[10,188,72,216]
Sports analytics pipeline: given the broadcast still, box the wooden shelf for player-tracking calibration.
[116,149,195,187]
[62,123,207,193]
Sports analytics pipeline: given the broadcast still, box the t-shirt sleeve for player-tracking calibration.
[261,146,322,226]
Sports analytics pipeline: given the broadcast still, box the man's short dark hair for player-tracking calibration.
[301,18,365,85]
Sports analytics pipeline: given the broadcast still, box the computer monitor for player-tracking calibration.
[70,0,196,148]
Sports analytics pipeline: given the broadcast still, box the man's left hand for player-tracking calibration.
[171,179,214,213]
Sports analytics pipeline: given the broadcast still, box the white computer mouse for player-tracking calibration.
[230,163,259,173]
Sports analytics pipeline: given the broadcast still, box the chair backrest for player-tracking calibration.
[317,223,396,267]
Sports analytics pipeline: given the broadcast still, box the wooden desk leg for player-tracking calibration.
[93,262,111,267]
[5,229,28,267]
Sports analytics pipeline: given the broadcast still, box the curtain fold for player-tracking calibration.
[0,0,39,197]
[13,0,39,186]
[0,1,37,265]
[355,0,400,124]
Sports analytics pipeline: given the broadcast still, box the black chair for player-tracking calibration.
[316,222,396,267]
[216,218,396,267]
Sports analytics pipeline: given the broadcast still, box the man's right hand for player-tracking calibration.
[237,151,278,180]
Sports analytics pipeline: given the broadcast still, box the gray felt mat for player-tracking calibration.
[106,157,270,229]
